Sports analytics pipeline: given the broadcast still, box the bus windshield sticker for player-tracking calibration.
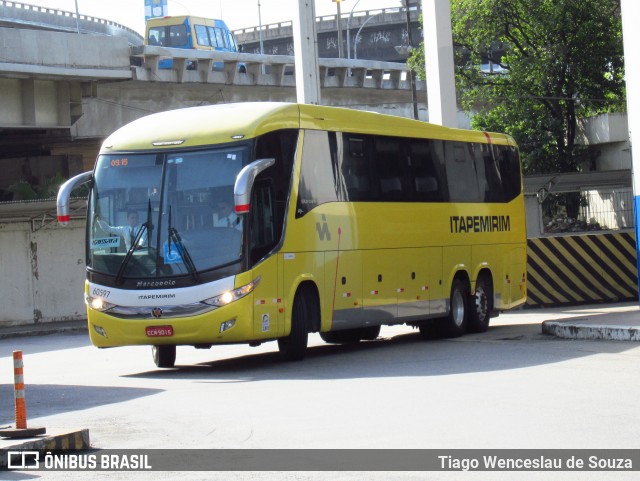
[91,237,121,249]
[163,243,184,264]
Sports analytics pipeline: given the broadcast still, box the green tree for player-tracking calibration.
[409,0,625,174]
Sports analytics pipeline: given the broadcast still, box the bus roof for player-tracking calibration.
[100,103,514,154]
[145,16,230,29]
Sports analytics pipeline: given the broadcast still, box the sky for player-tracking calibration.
[25,0,401,35]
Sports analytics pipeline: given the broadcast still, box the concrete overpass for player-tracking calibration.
[236,5,421,62]
[0,26,427,198]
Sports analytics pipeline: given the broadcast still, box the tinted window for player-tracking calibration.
[476,143,505,202]
[408,139,447,202]
[251,130,298,263]
[495,145,521,202]
[341,135,376,201]
[375,137,406,201]
[445,141,481,202]
[168,24,189,47]
[296,130,340,217]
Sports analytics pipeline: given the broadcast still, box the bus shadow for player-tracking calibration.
[0,384,162,425]
[124,321,638,382]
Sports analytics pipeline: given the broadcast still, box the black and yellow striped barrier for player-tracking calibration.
[527,232,638,306]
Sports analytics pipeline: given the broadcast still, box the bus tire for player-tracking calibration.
[438,278,469,338]
[278,287,314,361]
[152,345,176,368]
[468,273,493,333]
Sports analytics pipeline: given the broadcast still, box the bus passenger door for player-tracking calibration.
[249,181,282,339]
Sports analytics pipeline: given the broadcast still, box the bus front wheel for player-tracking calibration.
[438,278,469,338]
[278,287,316,361]
[152,345,176,368]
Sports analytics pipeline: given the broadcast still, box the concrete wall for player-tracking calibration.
[0,219,86,327]
[0,28,131,71]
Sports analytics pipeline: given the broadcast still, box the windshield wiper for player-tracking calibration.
[167,206,200,282]
[114,220,150,286]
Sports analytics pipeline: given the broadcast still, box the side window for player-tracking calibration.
[194,25,210,46]
[249,180,275,265]
[409,139,446,202]
[168,24,188,47]
[341,134,375,201]
[251,129,298,266]
[214,28,227,49]
[148,27,164,46]
[226,31,239,52]
[374,137,406,201]
[207,27,219,47]
[478,142,505,202]
[470,143,488,201]
[495,145,522,202]
[296,130,340,218]
[445,141,481,202]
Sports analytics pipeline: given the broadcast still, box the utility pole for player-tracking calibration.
[422,0,457,127]
[293,0,321,104]
[403,0,418,120]
[620,0,640,299]
[334,0,344,58]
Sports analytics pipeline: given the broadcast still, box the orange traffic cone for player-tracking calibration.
[0,350,46,439]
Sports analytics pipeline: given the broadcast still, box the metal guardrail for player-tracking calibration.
[131,45,415,90]
[233,6,420,36]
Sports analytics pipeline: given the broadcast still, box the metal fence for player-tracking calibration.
[540,188,634,234]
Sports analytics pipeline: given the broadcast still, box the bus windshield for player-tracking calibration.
[88,145,249,280]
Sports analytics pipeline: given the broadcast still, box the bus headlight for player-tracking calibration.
[203,277,261,308]
[85,294,116,312]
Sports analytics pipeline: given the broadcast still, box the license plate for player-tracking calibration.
[145,325,174,337]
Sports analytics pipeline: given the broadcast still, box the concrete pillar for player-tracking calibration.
[292,0,321,104]
[21,79,36,126]
[422,0,457,127]
[621,0,640,300]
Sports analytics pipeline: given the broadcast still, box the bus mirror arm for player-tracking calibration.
[57,171,93,225]
[233,158,275,214]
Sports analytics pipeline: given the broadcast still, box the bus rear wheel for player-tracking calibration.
[278,287,316,361]
[152,345,176,368]
[437,278,469,338]
[468,274,493,333]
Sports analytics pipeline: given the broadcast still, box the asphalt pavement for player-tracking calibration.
[1,302,639,458]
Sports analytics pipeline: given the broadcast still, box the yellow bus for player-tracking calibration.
[57,103,527,368]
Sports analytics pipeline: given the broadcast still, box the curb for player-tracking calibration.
[0,321,87,340]
[542,320,640,341]
[0,429,90,469]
